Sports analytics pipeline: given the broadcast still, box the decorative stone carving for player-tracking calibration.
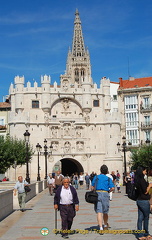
[76,141,84,151]
[82,155,87,161]
[44,112,50,123]
[84,113,90,123]
[64,141,71,153]
[62,98,70,111]
[64,123,71,136]
[76,127,82,137]
[51,127,58,138]
[48,155,54,162]
[62,80,69,91]
[52,141,59,151]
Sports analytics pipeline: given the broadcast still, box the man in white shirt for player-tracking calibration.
[14,176,29,212]
[54,178,79,239]
[47,173,55,195]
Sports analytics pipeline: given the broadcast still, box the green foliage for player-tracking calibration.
[130,144,152,170]
[0,135,34,173]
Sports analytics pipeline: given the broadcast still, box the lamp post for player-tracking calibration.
[23,130,30,183]
[43,139,53,179]
[44,139,48,180]
[36,143,42,181]
[117,136,132,178]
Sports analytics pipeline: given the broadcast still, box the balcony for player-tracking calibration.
[140,104,152,113]
[141,122,152,130]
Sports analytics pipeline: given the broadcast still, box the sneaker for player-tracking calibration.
[104,223,110,230]
[62,235,69,239]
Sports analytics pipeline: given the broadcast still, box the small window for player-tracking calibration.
[93,100,99,107]
[0,118,5,125]
[32,100,39,108]
[113,95,117,100]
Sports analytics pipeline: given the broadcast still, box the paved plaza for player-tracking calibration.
[0,186,152,240]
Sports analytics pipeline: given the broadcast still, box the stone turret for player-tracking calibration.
[101,77,111,111]
[82,76,92,113]
[14,76,24,112]
[41,75,51,112]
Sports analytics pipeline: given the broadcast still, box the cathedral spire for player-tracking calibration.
[72,9,85,57]
[61,10,92,87]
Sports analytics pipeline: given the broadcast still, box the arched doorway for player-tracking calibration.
[52,158,84,176]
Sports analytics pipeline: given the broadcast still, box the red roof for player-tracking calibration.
[0,102,11,108]
[119,77,152,89]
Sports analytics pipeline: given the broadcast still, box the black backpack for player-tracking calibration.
[128,183,138,201]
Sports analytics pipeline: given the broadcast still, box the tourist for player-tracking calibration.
[54,177,79,239]
[14,176,29,212]
[91,165,114,232]
[79,172,84,188]
[125,172,132,195]
[47,173,55,196]
[135,166,152,240]
[85,173,90,190]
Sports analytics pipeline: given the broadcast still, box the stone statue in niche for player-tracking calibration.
[62,80,69,91]
[51,127,57,138]
[76,127,81,137]
[52,141,58,151]
[76,141,84,151]
[44,112,50,123]
[64,141,71,153]
[62,98,70,112]
[84,113,90,123]
[64,123,70,136]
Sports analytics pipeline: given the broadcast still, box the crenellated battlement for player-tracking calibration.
[14,75,25,85]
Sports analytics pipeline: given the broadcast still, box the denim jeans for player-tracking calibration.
[136,200,150,238]
[74,180,78,189]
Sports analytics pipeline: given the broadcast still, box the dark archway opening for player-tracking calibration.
[61,158,83,177]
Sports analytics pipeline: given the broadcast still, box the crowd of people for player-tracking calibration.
[13,166,152,240]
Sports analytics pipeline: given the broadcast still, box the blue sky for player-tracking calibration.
[0,0,152,101]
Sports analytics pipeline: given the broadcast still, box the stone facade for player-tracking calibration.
[118,77,152,146]
[8,10,122,181]
[0,102,11,136]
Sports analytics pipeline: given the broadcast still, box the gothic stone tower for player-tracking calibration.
[8,10,121,181]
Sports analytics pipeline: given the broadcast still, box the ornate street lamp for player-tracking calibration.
[43,139,53,179]
[23,130,30,183]
[36,143,42,181]
[44,139,48,180]
[117,136,132,178]
[145,139,150,146]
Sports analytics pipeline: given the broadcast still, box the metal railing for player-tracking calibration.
[141,122,152,129]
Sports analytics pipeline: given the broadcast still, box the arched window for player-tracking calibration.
[81,68,85,81]
[75,68,79,76]
[75,68,79,83]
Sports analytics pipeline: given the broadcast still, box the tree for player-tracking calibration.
[130,144,152,170]
[0,135,34,173]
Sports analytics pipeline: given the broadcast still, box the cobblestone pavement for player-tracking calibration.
[0,186,152,240]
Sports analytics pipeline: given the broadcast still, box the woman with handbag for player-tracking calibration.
[135,166,152,240]
[91,165,114,232]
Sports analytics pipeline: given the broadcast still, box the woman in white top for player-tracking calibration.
[79,172,84,188]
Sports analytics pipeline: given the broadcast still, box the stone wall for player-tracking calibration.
[0,189,13,221]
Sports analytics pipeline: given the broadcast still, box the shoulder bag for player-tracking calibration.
[85,176,98,204]
[24,181,31,193]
